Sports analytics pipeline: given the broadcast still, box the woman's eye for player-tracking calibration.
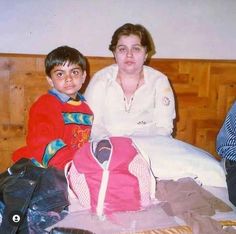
[132,46,141,52]
[117,47,126,53]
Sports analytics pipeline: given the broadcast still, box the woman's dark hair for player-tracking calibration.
[109,23,155,56]
[45,45,87,77]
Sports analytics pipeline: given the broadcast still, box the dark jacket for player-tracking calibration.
[0,158,69,234]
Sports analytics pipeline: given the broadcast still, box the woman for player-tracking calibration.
[84,23,176,140]
[85,23,225,187]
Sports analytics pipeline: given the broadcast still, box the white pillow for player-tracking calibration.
[132,136,226,188]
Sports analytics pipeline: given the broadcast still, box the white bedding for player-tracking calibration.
[131,135,226,187]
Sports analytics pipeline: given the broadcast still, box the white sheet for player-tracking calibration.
[131,135,227,187]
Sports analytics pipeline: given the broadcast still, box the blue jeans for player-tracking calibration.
[225,159,236,207]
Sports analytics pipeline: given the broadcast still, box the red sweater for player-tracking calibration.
[12,93,93,169]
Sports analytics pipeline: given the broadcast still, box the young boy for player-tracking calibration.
[12,46,94,169]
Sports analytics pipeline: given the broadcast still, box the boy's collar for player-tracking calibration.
[49,88,70,102]
[49,88,84,102]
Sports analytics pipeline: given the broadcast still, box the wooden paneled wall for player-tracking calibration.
[0,53,235,172]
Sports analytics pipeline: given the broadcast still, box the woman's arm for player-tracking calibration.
[152,75,176,136]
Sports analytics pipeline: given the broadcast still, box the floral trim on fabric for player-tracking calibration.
[71,127,91,149]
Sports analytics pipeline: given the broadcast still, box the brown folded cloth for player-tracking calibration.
[182,211,227,234]
[156,177,234,234]
[156,177,232,216]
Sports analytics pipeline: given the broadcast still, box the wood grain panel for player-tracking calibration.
[0,54,235,172]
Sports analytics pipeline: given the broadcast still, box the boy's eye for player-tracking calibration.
[56,72,64,78]
[72,69,81,75]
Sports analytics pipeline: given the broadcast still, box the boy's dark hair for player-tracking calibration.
[109,23,155,56]
[45,46,87,77]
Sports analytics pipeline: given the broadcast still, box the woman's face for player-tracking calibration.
[113,34,147,75]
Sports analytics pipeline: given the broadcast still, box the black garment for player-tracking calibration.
[225,159,236,206]
[94,139,111,164]
[0,158,69,234]
[49,227,94,234]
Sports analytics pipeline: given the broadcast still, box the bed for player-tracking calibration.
[46,180,236,234]
[45,136,236,234]
[47,187,236,234]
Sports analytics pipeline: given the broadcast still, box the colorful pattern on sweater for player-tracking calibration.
[62,112,93,126]
[42,139,66,167]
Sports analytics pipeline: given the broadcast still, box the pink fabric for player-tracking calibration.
[66,162,91,210]
[67,137,152,216]
[129,154,153,207]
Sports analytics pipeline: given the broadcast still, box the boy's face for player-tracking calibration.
[46,62,86,99]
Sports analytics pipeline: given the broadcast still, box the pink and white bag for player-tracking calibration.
[65,136,155,216]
